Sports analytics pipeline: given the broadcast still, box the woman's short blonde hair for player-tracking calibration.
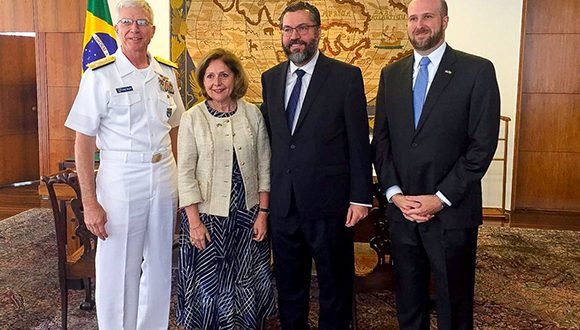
[195,48,249,100]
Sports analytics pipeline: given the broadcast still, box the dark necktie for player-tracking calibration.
[413,56,431,128]
[286,69,306,131]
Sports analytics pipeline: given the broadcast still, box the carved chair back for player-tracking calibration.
[42,169,96,330]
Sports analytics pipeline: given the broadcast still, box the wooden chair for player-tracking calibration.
[41,169,96,329]
[352,183,395,329]
[351,185,440,329]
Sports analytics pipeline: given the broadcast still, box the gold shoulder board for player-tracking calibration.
[154,56,178,69]
[87,56,116,70]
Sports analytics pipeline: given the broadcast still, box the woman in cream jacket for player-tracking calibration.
[176,49,275,329]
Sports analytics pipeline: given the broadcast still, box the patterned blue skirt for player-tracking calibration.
[176,156,276,329]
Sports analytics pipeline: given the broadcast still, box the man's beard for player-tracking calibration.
[283,37,318,65]
[409,27,443,52]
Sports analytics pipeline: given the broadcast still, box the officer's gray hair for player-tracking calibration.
[115,0,154,24]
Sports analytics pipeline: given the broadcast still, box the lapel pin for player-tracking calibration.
[444,70,453,75]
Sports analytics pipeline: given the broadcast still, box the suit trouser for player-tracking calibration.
[269,194,354,330]
[95,154,177,330]
[389,217,478,330]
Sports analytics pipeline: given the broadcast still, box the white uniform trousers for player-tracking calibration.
[95,151,177,330]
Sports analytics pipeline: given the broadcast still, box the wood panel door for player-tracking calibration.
[512,0,580,229]
[0,35,38,185]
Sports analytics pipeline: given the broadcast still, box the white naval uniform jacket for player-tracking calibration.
[65,49,184,152]
[177,99,271,217]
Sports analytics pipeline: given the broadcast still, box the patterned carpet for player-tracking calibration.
[0,208,578,329]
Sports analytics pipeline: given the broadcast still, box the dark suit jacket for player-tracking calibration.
[372,45,500,229]
[261,53,373,218]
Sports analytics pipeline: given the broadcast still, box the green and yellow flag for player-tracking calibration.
[82,0,118,71]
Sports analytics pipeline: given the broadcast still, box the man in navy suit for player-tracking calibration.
[371,0,500,329]
[260,2,373,329]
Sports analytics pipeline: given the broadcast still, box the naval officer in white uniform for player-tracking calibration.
[64,1,185,328]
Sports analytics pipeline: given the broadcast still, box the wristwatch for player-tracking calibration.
[258,207,270,214]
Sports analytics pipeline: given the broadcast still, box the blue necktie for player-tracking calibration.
[413,57,431,128]
[286,69,306,131]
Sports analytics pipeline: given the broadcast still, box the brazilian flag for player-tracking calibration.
[82,0,118,71]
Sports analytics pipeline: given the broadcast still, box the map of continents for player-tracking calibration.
[186,0,413,104]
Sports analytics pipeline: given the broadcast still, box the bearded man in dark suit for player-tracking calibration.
[371,0,500,329]
[260,2,373,329]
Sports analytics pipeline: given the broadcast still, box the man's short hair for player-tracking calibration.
[115,0,154,24]
[440,0,448,16]
[279,1,321,28]
[407,0,448,17]
[195,48,249,101]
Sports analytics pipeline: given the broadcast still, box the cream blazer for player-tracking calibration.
[177,99,271,217]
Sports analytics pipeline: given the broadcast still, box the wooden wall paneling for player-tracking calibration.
[511,0,580,229]
[35,0,85,33]
[46,33,84,88]
[47,86,76,172]
[44,33,83,174]
[0,0,34,32]
[525,0,580,34]
[515,152,580,211]
[522,34,580,94]
[519,94,580,153]
[35,0,86,177]
[48,86,78,141]
[49,139,74,174]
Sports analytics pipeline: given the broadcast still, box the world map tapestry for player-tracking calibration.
[171,0,414,108]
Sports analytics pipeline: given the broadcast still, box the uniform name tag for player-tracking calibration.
[115,86,134,93]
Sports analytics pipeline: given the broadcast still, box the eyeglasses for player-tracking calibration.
[117,18,152,27]
[281,24,318,36]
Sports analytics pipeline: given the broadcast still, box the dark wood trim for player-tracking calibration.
[511,209,580,231]
[0,185,44,221]
[510,0,528,213]
[32,0,39,31]
[521,91,580,95]
[35,32,50,177]
[526,32,580,35]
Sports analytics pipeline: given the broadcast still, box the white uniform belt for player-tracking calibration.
[100,149,170,163]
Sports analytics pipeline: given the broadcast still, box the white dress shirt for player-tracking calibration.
[285,50,320,134]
